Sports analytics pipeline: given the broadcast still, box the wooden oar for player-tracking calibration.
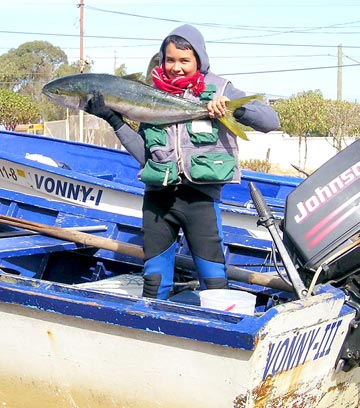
[0,215,144,259]
[0,215,292,292]
[174,255,292,292]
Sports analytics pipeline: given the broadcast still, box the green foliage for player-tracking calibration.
[273,90,360,156]
[273,90,360,167]
[114,63,128,77]
[0,41,68,96]
[326,99,360,151]
[240,159,271,173]
[0,41,99,122]
[54,60,92,79]
[274,90,328,138]
[0,58,18,91]
[0,41,71,124]
[0,89,40,127]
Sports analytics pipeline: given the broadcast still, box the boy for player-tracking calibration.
[85,24,280,299]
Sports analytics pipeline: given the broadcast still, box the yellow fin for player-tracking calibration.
[146,53,160,85]
[217,115,249,141]
[217,94,261,140]
[121,73,145,83]
[226,94,261,111]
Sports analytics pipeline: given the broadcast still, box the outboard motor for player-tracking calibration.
[283,139,360,285]
[282,139,360,371]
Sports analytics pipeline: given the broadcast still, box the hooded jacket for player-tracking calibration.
[159,24,210,74]
[116,25,280,199]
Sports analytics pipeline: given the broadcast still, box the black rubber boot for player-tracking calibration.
[142,273,162,298]
[204,277,229,290]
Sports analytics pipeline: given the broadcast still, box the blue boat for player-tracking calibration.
[0,130,302,239]
[0,132,359,407]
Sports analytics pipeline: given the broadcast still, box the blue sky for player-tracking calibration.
[1,0,360,102]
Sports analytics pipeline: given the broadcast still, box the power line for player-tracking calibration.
[85,5,360,36]
[0,61,358,82]
[0,30,160,42]
[221,62,360,76]
[1,29,360,50]
[206,40,360,49]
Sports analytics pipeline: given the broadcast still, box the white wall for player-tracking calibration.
[239,131,356,171]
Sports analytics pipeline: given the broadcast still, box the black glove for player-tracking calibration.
[233,107,246,122]
[84,90,124,131]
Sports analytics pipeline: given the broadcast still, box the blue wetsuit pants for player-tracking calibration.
[142,185,228,299]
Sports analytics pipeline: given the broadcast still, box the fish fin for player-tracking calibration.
[226,94,262,110]
[122,73,147,83]
[217,116,249,141]
[217,94,261,140]
[146,52,161,85]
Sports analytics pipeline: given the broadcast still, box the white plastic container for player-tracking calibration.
[199,289,256,315]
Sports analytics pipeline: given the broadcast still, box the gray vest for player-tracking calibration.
[138,73,240,189]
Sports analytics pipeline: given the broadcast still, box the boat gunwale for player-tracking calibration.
[0,272,351,351]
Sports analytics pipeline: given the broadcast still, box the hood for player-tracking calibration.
[159,24,210,74]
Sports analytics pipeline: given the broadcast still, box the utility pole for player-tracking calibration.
[337,44,343,101]
[114,50,117,74]
[78,0,84,142]
[79,0,84,72]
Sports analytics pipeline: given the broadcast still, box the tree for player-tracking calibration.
[0,41,98,122]
[0,41,68,101]
[274,90,327,169]
[0,58,18,91]
[326,100,360,151]
[0,90,40,129]
[114,63,127,77]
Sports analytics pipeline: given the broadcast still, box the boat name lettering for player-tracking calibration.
[34,174,103,205]
[0,165,18,181]
[294,162,360,223]
[262,319,343,380]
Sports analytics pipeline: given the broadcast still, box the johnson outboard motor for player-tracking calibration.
[282,139,360,371]
[250,139,360,371]
[283,139,360,285]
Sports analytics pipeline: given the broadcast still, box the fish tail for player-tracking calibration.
[217,94,261,140]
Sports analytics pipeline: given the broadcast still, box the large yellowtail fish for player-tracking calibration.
[42,73,260,140]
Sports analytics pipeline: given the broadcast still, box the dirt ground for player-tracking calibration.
[269,164,312,177]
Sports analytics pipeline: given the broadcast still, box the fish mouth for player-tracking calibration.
[41,84,51,98]
[41,83,61,103]
[42,83,91,111]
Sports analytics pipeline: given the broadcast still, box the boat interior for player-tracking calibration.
[0,185,292,316]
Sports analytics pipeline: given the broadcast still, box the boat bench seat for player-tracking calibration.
[0,235,88,258]
[220,197,286,213]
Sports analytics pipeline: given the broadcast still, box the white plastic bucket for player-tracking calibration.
[199,289,256,315]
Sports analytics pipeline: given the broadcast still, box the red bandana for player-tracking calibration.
[152,66,206,96]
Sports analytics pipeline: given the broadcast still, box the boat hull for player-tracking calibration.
[0,274,358,408]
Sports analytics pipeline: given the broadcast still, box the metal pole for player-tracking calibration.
[337,44,343,101]
[249,182,308,299]
[65,108,70,140]
[78,0,84,142]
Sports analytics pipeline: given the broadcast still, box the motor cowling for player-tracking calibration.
[282,139,360,284]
